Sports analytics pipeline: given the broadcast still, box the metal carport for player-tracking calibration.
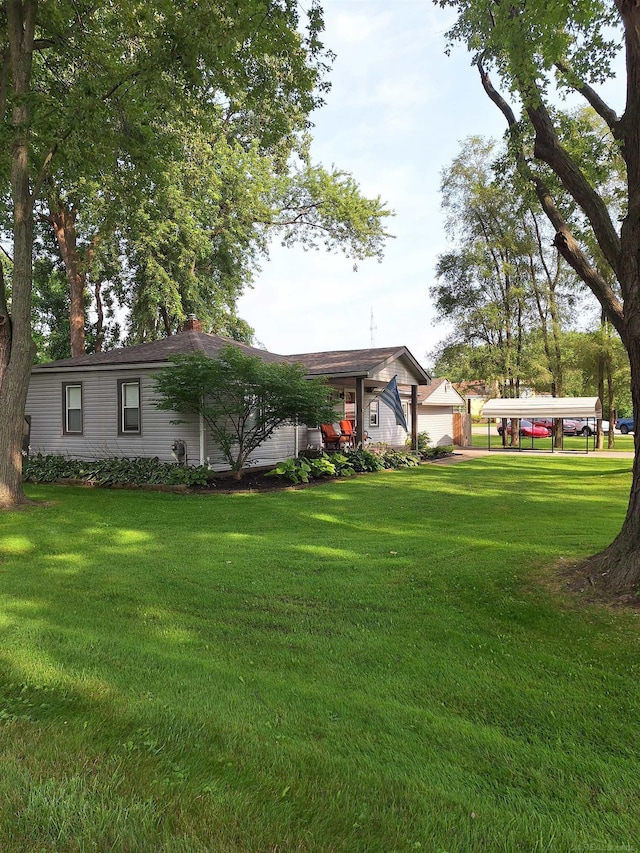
[481,397,602,452]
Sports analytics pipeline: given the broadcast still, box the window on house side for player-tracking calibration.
[119,380,141,434]
[369,400,379,427]
[245,393,266,437]
[63,383,83,434]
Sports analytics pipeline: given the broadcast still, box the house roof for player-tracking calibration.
[31,331,286,370]
[417,377,465,405]
[283,346,431,384]
[32,335,432,385]
[417,378,446,404]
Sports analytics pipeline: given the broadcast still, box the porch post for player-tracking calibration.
[355,378,365,446]
[411,384,418,450]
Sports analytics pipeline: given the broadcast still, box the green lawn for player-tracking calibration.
[1,457,639,852]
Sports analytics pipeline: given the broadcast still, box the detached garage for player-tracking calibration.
[416,378,466,447]
[481,397,602,451]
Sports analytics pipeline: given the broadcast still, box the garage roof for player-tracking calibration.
[481,397,602,419]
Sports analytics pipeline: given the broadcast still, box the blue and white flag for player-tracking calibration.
[379,376,408,431]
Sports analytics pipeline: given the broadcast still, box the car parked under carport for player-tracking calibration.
[497,419,550,438]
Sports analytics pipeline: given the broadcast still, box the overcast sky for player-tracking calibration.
[236,0,516,366]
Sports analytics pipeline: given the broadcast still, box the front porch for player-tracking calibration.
[283,345,432,451]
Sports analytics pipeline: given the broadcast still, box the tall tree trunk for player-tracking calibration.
[0,0,37,508]
[586,1,640,589]
[94,281,104,352]
[596,376,605,449]
[86,235,104,353]
[530,260,564,446]
[47,200,86,356]
[0,264,10,388]
[607,354,615,450]
[586,339,640,590]
[160,305,172,337]
[597,314,606,450]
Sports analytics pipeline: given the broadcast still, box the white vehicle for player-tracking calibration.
[573,419,611,436]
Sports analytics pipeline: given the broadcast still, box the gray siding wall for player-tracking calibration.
[417,407,454,446]
[373,360,418,386]
[364,391,408,446]
[27,362,429,469]
[204,422,300,472]
[423,384,464,408]
[27,367,305,471]
[26,368,200,463]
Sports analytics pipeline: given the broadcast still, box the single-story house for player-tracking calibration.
[25,317,432,472]
[416,378,467,446]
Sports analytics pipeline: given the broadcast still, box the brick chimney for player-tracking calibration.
[182,314,203,332]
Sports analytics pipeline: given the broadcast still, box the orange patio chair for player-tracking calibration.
[320,423,350,450]
[339,419,356,448]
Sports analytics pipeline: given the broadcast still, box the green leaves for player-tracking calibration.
[22,454,212,487]
[441,0,620,94]
[266,452,359,482]
[275,164,393,261]
[266,458,313,483]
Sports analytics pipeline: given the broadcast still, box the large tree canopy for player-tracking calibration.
[0,0,339,507]
[0,2,393,506]
[5,0,389,358]
[436,0,640,591]
[31,110,391,353]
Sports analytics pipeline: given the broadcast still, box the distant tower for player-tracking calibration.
[370,306,377,347]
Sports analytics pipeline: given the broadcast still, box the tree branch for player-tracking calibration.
[527,100,622,277]
[554,60,621,138]
[477,60,625,341]
[31,63,141,205]
[553,228,625,342]
[31,127,73,203]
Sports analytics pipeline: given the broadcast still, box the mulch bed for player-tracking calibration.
[205,470,318,493]
[206,453,458,493]
[31,452,458,495]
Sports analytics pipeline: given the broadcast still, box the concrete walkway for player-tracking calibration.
[435,447,635,464]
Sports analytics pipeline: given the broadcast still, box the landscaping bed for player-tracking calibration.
[23,445,455,493]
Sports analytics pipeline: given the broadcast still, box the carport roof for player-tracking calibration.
[481,397,602,419]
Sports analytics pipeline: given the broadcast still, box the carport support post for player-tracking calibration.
[355,377,365,447]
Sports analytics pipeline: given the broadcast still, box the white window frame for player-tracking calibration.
[63,383,83,435]
[119,379,141,435]
[369,400,379,427]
